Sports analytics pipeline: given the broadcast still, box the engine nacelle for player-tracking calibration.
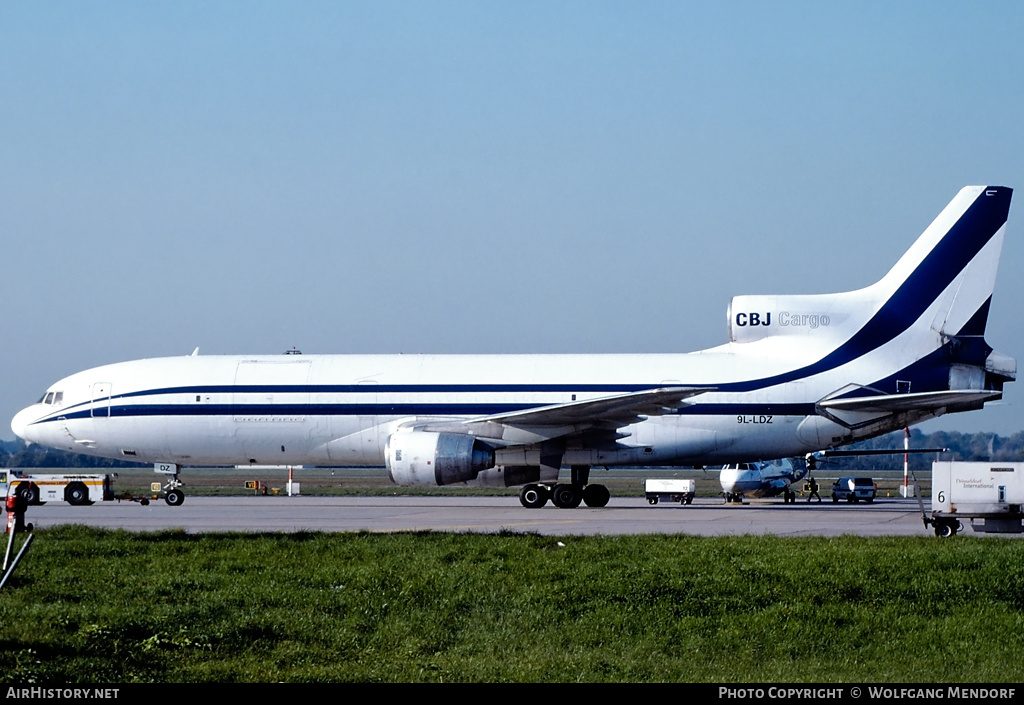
[385,431,495,486]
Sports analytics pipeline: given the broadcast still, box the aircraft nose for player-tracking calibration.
[10,406,38,443]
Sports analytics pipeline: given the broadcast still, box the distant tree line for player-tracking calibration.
[0,440,146,469]
[3,429,1024,471]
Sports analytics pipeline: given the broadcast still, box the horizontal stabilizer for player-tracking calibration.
[818,389,1001,414]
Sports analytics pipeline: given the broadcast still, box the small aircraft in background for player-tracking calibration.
[718,438,949,504]
[719,458,807,503]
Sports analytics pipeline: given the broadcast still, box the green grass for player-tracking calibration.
[0,528,1021,683]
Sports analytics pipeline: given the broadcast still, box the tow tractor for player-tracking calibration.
[0,469,113,506]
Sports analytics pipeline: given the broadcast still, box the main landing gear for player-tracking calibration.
[517,466,611,509]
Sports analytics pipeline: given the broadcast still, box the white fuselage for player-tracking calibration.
[9,339,923,470]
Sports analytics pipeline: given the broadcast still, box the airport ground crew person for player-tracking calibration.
[807,476,821,502]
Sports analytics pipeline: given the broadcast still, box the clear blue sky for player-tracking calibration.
[3,1,1023,438]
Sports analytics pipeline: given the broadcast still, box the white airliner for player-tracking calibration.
[11,186,1016,509]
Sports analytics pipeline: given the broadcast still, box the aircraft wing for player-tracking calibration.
[477,387,708,425]
[415,387,710,445]
[818,389,1001,414]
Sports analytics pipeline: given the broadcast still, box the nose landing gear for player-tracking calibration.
[155,463,186,506]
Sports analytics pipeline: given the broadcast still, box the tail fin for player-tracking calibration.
[815,186,1015,429]
[872,185,1011,343]
[729,186,1012,350]
[730,186,1013,437]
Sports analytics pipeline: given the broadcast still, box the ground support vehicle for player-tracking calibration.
[645,479,696,505]
[831,477,877,503]
[927,461,1024,537]
[0,469,113,506]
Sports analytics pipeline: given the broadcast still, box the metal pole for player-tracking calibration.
[904,427,910,492]
[2,520,16,573]
[0,534,34,591]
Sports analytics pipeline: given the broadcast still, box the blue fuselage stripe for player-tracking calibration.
[49,401,819,422]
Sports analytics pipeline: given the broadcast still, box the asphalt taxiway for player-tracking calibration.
[18,495,959,537]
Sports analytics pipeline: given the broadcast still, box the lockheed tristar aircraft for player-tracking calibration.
[11,186,1015,509]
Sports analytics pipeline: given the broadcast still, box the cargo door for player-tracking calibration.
[232,359,311,463]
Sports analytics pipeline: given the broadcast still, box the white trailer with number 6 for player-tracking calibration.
[0,469,114,506]
[928,461,1024,537]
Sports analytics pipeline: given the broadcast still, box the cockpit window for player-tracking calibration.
[40,391,64,406]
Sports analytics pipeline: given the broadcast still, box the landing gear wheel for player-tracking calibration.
[551,484,582,509]
[165,489,185,507]
[65,481,90,506]
[18,483,40,505]
[519,483,549,509]
[582,484,610,508]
